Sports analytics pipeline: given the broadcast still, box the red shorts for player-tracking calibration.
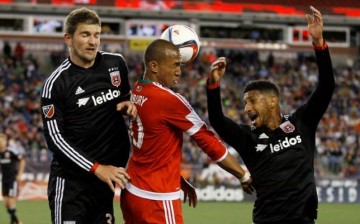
[120,188,184,224]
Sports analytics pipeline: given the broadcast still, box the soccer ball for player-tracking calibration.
[160,24,200,64]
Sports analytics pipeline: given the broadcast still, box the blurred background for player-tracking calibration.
[0,0,359,204]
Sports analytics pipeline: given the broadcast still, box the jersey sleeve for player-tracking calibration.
[118,54,131,101]
[163,92,228,162]
[299,45,335,129]
[206,85,251,151]
[41,73,96,173]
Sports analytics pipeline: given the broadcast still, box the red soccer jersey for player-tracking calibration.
[127,79,227,197]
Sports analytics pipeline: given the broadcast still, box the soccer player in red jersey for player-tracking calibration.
[120,39,255,223]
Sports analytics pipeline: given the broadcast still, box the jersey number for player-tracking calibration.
[129,116,144,149]
[106,213,113,224]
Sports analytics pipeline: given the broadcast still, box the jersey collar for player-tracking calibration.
[138,78,153,84]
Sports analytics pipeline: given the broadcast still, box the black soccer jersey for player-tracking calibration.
[207,48,335,223]
[0,146,24,183]
[41,51,131,179]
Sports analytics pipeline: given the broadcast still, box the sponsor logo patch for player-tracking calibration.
[42,104,55,118]
[280,121,295,133]
[77,97,90,107]
[255,144,267,152]
[110,70,121,87]
[270,135,302,153]
[136,85,142,92]
[75,86,85,95]
[259,133,269,139]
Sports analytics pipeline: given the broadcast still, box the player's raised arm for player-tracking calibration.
[306,6,324,47]
[302,6,335,127]
[208,57,226,84]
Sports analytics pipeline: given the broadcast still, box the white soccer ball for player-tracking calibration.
[160,24,200,64]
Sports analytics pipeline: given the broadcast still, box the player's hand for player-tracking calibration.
[306,6,324,46]
[240,176,256,195]
[16,174,22,182]
[94,165,130,192]
[180,176,197,208]
[208,57,226,84]
[116,101,137,119]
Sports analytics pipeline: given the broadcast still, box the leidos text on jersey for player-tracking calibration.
[269,135,302,153]
[92,89,121,106]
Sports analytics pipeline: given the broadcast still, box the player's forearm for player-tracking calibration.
[315,44,335,88]
[216,153,247,181]
[17,159,26,179]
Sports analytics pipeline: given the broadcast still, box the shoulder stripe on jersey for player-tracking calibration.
[42,59,69,98]
[185,110,205,136]
[47,120,93,171]
[152,82,205,135]
[100,51,125,60]
[152,82,193,110]
[55,177,64,224]
[42,60,71,99]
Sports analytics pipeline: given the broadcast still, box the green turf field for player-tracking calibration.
[0,201,359,224]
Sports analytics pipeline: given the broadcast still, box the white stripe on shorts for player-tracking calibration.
[163,200,176,224]
[54,177,65,224]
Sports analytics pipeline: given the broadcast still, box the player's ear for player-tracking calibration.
[64,33,72,47]
[149,61,158,73]
[269,95,277,108]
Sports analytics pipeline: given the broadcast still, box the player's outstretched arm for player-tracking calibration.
[93,164,130,192]
[180,176,197,208]
[217,153,255,195]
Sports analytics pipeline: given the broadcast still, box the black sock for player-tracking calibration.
[7,208,19,223]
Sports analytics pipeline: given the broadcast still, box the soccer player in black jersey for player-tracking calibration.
[0,133,25,224]
[40,8,137,224]
[206,6,334,224]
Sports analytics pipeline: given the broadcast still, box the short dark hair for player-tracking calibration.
[64,7,101,36]
[144,39,179,64]
[244,80,280,98]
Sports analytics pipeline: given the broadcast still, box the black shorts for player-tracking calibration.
[48,174,115,224]
[253,219,317,224]
[1,179,18,197]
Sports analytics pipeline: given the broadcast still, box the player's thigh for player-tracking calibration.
[120,189,183,224]
[90,182,116,224]
[48,176,115,224]
[2,180,18,197]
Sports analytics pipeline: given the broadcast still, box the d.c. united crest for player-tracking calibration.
[280,121,295,133]
[110,71,121,87]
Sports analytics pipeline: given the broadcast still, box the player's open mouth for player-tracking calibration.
[248,114,258,125]
[248,114,257,121]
